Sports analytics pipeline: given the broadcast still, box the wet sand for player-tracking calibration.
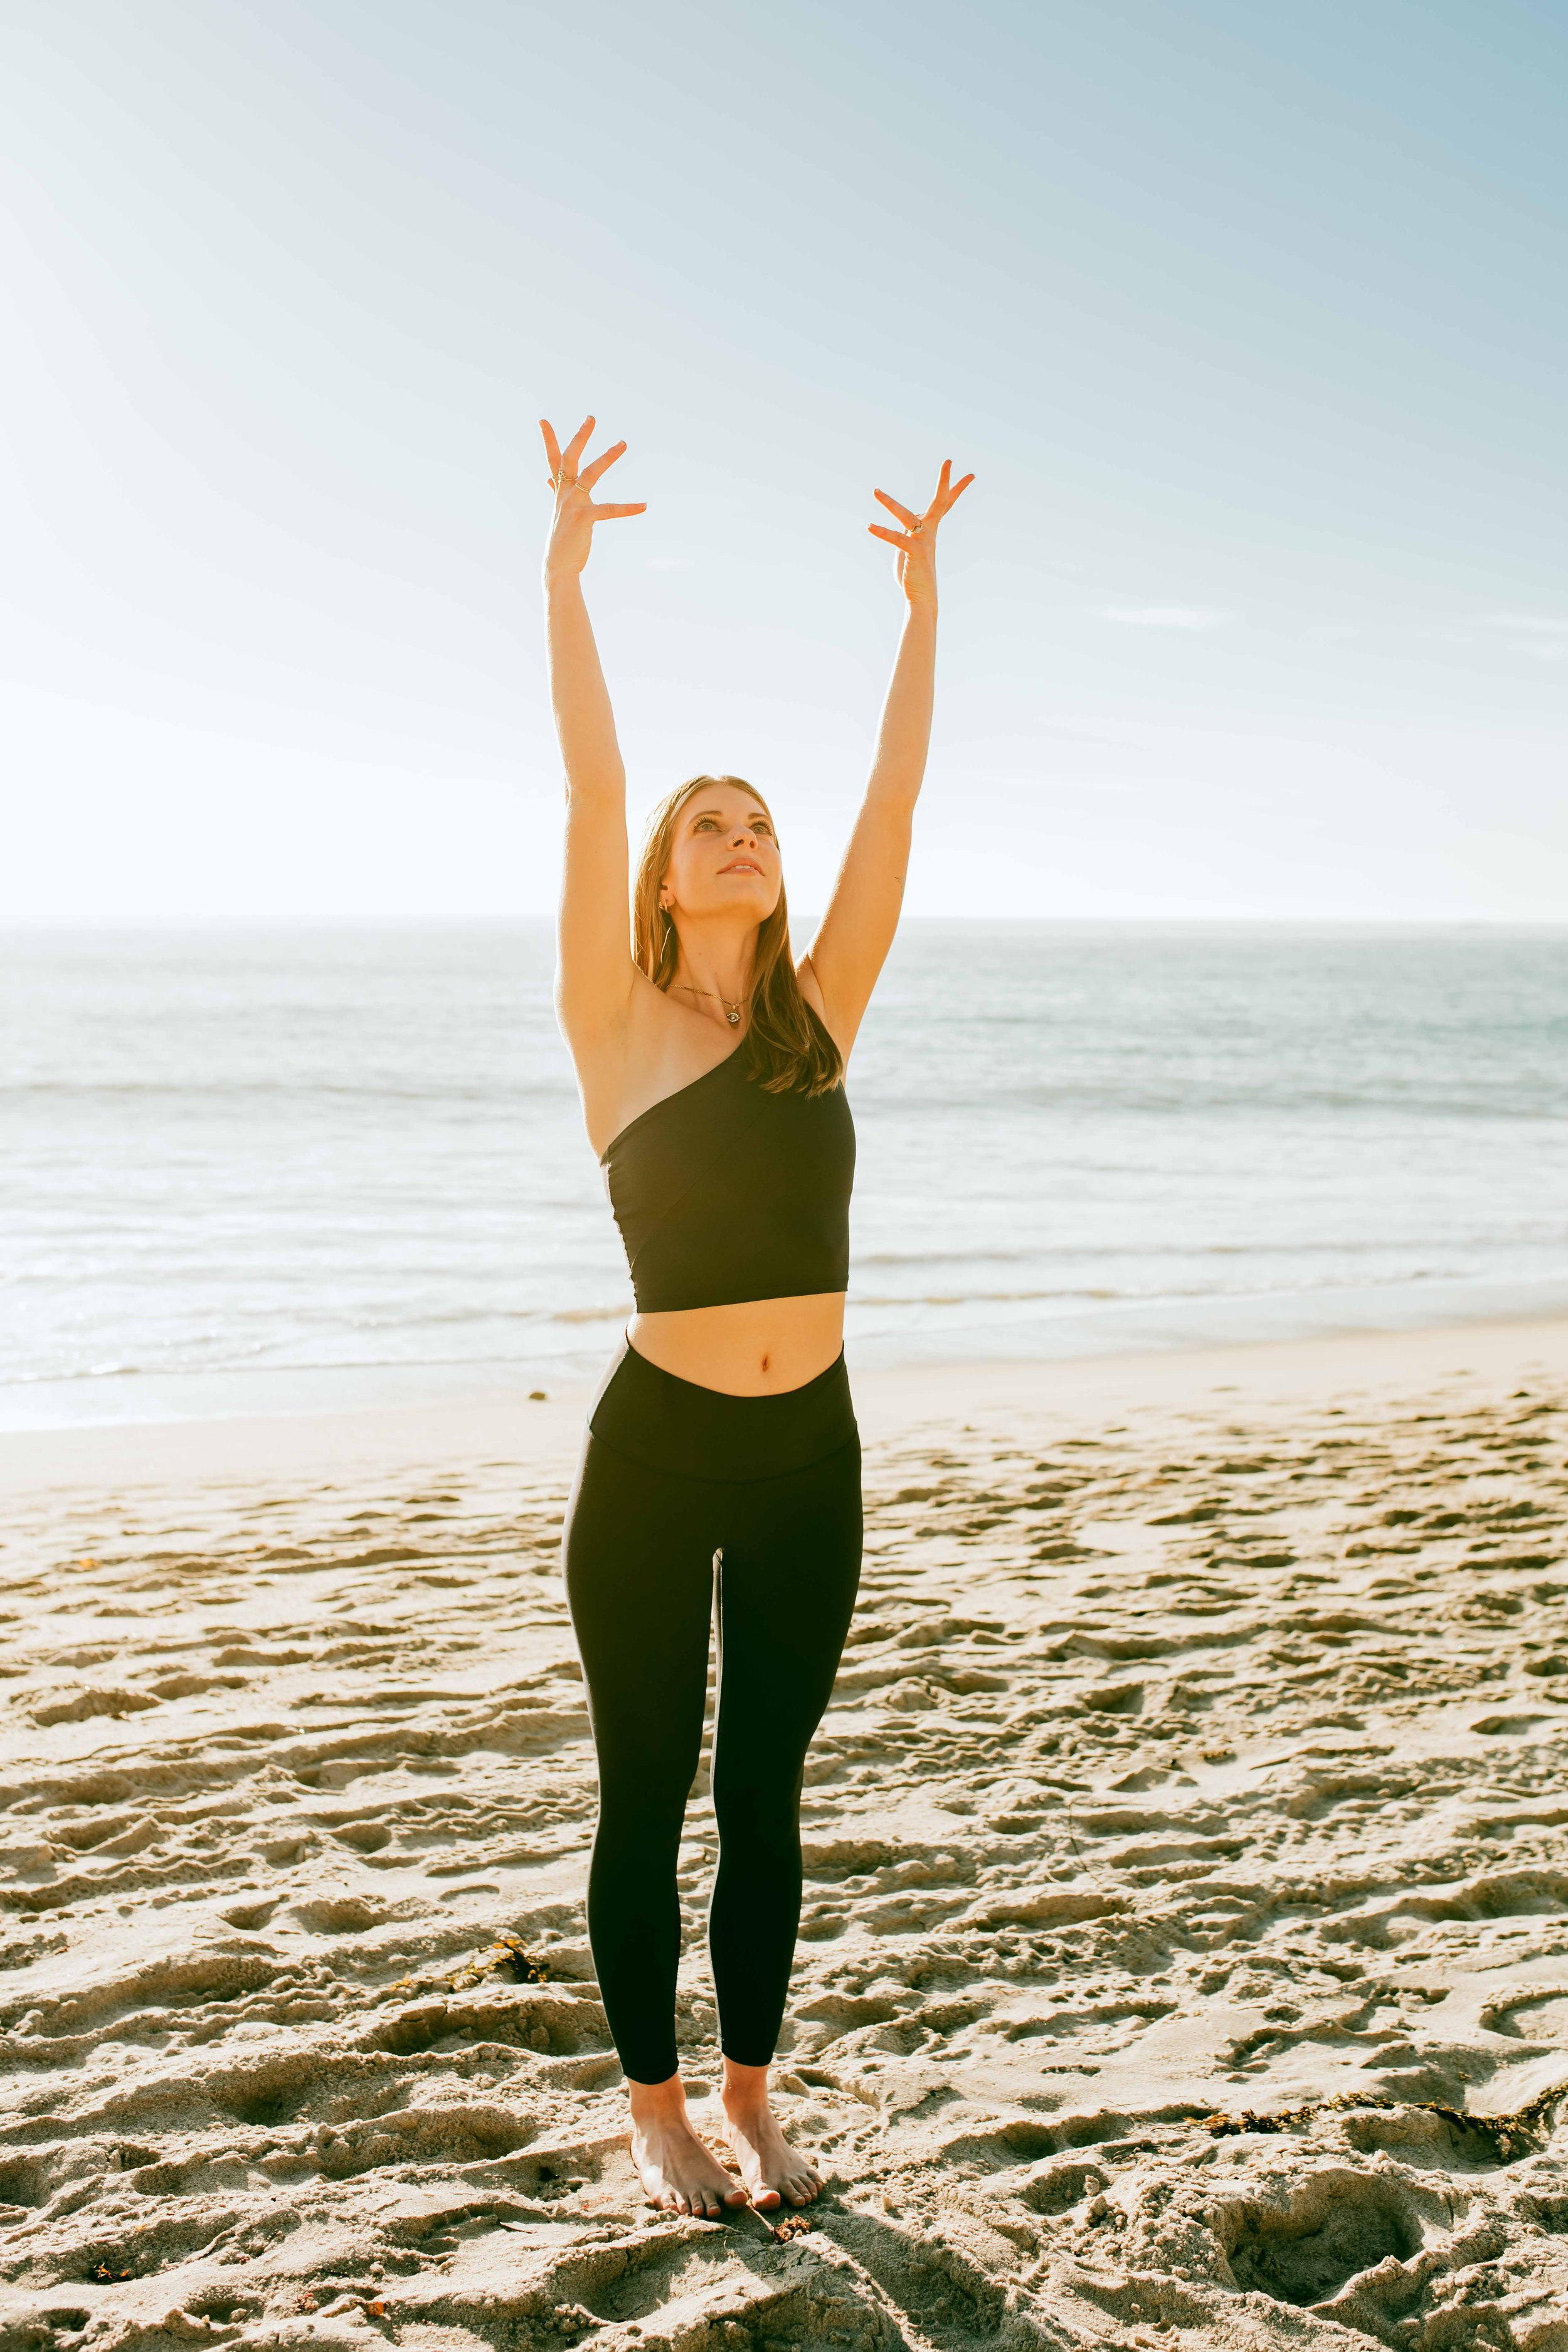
[3,1317,1568,2349]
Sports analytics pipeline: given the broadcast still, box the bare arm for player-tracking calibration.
[541,415,647,1049]
[804,460,973,1057]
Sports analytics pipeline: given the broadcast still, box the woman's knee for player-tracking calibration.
[595,1771,691,1844]
[711,1768,804,1848]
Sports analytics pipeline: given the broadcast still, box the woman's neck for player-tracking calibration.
[667,922,756,1013]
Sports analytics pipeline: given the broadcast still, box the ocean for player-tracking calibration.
[5,922,1567,1428]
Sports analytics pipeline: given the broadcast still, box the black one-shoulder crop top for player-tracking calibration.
[600,1030,855,1312]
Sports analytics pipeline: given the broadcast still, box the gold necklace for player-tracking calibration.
[672,982,745,1027]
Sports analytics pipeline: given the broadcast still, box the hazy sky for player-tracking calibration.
[6,0,1566,923]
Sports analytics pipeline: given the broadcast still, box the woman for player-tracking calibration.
[544,413,971,2218]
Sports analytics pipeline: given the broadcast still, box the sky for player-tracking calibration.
[4,0,1566,924]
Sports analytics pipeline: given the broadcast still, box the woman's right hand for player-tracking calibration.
[540,415,646,582]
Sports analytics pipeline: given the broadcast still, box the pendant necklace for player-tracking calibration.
[672,983,744,1027]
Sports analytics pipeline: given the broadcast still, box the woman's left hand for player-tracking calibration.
[867,459,974,610]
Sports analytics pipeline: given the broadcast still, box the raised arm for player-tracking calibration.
[803,459,973,1059]
[542,415,647,1049]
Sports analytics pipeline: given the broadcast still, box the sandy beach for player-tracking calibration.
[4,1316,1568,2351]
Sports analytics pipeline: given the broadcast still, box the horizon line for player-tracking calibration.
[5,913,1568,938]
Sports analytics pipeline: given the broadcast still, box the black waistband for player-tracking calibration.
[586,1335,857,1483]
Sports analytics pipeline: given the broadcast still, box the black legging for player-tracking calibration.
[562,1336,861,2085]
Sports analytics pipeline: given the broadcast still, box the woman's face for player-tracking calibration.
[659,782,782,926]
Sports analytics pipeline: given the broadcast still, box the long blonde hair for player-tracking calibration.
[631,774,843,1098]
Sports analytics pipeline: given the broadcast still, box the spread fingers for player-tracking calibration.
[580,438,628,490]
[872,487,921,529]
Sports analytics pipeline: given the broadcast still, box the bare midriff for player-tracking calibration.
[627,1291,847,1396]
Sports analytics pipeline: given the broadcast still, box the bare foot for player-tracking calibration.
[720,2066,823,2210]
[627,2075,750,2218]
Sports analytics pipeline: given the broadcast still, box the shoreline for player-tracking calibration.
[6,1307,1568,1497]
[10,1268,1568,1449]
